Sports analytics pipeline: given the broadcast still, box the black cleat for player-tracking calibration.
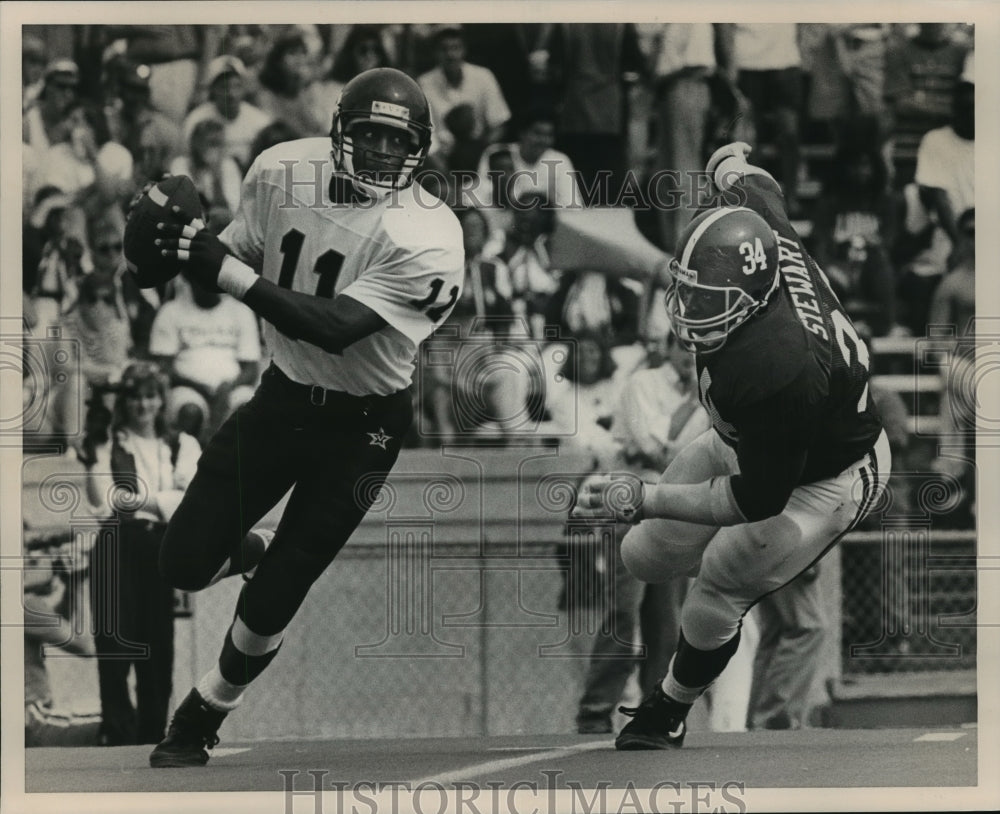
[149,689,228,767]
[615,685,688,750]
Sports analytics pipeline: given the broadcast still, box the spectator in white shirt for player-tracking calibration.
[476,108,580,212]
[899,68,974,334]
[418,27,511,159]
[183,55,273,170]
[149,274,261,441]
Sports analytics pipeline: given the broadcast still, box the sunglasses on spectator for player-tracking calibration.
[95,242,123,253]
[50,81,77,91]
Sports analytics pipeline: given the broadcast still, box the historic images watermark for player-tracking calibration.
[272,156,748,212]
[279,770,748,814]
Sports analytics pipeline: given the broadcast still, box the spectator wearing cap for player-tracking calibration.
[256,34,328,137]
[22,34,48,111]
[418,27,512,159]
[108,25,223,121]
[23,60,80,155]
[83,362,201,745]
[183,55,273,170]
[103,60,182,181]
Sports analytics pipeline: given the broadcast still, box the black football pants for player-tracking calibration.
[159,364,412,636]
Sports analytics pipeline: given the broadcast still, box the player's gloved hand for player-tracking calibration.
[706,141,752,178]
[156,209,229,289]
[570,473,646,524]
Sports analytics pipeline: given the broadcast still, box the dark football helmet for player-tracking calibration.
[665,207,780,353]
[330,67,432,194]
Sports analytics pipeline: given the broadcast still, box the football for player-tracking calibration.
[124,175,203,289]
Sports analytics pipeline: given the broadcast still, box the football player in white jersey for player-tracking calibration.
[148,68,464,767]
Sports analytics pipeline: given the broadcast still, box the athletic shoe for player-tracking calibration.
[614,685,688,750]
[149,689,228,767]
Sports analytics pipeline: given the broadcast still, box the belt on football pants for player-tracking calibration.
[263,364,408,412]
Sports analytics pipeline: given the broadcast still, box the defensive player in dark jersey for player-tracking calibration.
[146,68,464,766]
[572,142,890,749]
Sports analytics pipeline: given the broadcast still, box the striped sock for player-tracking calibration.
[660,655,705,706]
[196,664,246,711]
[217,616,284,688]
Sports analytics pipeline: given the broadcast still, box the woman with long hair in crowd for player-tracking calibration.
[83,362,201,745]
[311,25,391,127]
[256,33,328,137]
[169,118,243,229]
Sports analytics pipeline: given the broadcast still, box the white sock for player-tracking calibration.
[196,664,246,711]
[660,655,709,706]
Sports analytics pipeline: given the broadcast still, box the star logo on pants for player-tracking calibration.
[367,427,392,450]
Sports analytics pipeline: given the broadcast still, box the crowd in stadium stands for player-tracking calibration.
[21,23,976,743]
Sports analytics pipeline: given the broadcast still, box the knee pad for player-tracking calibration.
[681,580,745,651]
[621,525,673,583]
[621,521,707,583]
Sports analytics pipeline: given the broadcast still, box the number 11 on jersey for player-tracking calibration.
[278,228,344,298]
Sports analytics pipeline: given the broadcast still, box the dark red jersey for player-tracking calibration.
[695,171,883,518]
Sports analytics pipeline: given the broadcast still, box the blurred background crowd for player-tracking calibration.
[20,22,977,745]
[20,21,975,447]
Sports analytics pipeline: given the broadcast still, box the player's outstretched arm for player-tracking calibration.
[571,473,745,526]
[571,427,808,527]
[156,219,387,353]
[243,278,387,354]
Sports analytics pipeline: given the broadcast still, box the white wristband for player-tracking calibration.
[217,255,259,301]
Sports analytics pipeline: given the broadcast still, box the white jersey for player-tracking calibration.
[220,138,464,396]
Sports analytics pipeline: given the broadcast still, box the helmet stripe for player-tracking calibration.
[679,207,754,270]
